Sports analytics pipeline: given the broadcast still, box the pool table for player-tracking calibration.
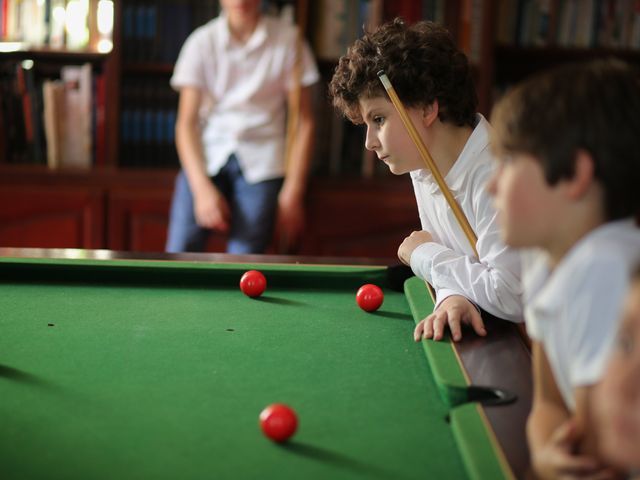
[0,248,532,480]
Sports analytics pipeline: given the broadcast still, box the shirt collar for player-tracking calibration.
[410,113,491,193]
[218,11,268,52]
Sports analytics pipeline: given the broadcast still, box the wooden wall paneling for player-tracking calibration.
[107,187,228,253]
[0,186,105,248]
[301,179,419,258]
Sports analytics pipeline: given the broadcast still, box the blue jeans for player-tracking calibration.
[166,155,283,254]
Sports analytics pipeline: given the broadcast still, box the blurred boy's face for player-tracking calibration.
[594,279,640,471]
[220,0,261,23]
[359,96,426,175]
[487,152,562,249]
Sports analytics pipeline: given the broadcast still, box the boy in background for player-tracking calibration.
[329,19,523,342]
[488,58,640,479]
[166,0,319,254]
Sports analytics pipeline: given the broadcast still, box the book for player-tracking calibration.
[313,0,349,60]
[93,72,106,166]
[383,0,423,23]
[60,63,92,168]
[42,79,64,168]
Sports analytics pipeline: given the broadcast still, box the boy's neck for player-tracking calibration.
[428,120,474,177]
[227,14,260,43]
[546,211,606,269]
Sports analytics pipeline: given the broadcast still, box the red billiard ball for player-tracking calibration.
[356,284,384,312]
[259,403,298,442]
[240,270,267,298]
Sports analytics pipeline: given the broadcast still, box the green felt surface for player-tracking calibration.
[0,258,503,480]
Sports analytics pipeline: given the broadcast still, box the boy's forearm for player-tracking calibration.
[529,341,573,475]
[527,401,571,459]
[175,119,213,194]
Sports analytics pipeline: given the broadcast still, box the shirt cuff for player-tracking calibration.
[409,242,449,284]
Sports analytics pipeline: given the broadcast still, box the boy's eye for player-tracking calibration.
[373,116,385,126]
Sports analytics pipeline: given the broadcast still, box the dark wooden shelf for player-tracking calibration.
[0,164,177,188]
[0,44,111,64]
[494,44,640,83]
[123,62,175,75]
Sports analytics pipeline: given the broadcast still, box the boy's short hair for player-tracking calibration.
[491,58,640,220]
[329,18,477,127]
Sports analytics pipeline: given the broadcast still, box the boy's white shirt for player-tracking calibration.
[170,13,319,184]
[408,114,523,322]
[524,219,640,410]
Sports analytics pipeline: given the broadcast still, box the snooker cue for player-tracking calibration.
[377,71,479,258]
[279,1,307,253]
[283,1,307,170]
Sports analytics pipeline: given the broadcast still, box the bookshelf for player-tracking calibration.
[0,0,423,255]
[8,1,631,255]
[490,0,640,107]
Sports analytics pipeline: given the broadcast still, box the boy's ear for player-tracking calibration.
[421,101,439,127]
[566,150,596,199]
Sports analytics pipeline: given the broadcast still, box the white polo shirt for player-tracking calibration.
[524,219,640,411]
[409,114,523,322]
[171,13,319,183]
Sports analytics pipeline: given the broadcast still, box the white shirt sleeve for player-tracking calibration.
[170,28,209,91]
[409,169,523,322]
[568,257,628,387]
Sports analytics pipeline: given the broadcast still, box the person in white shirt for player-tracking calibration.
[166,0,319,254]
[488,59,640,480]
[329,18,523,342]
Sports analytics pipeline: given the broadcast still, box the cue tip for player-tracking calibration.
[377,70,391,89]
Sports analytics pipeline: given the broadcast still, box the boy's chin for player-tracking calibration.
[386,162,414,176]
[387,165,406,176]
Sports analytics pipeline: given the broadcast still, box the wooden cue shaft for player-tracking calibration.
[377,71,479,258]
[284,1,307,170]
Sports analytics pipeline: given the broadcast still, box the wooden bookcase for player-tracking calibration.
[3,0,636,255]
[0,0,420,256]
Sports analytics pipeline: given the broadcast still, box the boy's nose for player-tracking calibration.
[364,128,379,151]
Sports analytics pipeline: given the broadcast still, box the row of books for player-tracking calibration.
[0,60,101,169]
[119,78,179,168]
[1,0,113,51]
[311,0,372,61]
[496,0,640,49]
[310,0,449,62]
[311,0,488,66]
[121,0,218,63]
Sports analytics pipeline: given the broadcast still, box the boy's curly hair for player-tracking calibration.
[329,18,477,127]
